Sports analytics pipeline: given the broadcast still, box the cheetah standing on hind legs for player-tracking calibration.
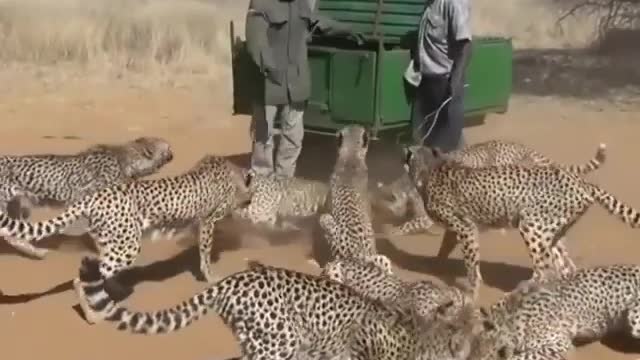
[319,125,392,272]
[375,139,607,237]
[402,144,640,299]
[469,265,640,360]
[0,154,254,323]
[76,256,484,360]
[0,136,174,258]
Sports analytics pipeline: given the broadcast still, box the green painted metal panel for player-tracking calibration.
[329,49,377,125]
[305,37,512,131]
[464,38,513,113]
[317,0,424,44]
[378,49,412,125]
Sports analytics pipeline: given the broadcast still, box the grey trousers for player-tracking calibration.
[250,102,305,178]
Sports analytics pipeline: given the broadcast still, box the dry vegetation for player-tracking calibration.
[0,0,635,97]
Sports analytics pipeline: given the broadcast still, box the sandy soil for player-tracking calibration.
[0,81,639,360]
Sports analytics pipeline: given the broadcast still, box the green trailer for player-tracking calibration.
[230,0,513,142]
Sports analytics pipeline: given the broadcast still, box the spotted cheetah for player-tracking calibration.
[403,145,640,298]
[76,256,483,360]
[376,140,607,237]
[0,137,174,258]
[231,172,329,231]
[0,155,253,321]
[321,257,473,322]
[469,265,640,360]
[320,125,392,270]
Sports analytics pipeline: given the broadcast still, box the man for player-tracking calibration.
[404,0,472,152]
[245,0,362,178]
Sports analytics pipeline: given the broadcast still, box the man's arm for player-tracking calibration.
[245,0,281,84]
[447,0,473,96]
[309,12,364,44]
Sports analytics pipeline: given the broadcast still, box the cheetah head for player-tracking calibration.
[335,125,371,165]
[226,162,255,209]
[402,145,453,188]
[466,322,516,360]
[416,300,487,360]
[120,137,174,179]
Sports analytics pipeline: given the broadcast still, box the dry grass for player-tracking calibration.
[0,0,633,94]
[0,0,245,85]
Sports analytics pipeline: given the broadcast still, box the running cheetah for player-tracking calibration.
[0,137,174,258]
[403,145,640,298]
[321,257,473,322]
[469,265,640,360]
[76,256,483,360]
[0,154,253,322]
[320,125,391,270]
[376,139,607,237]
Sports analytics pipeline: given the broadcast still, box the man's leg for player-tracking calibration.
[275,101,305,178]
[420,76,464,153]
[411,81,439,145]
[250,103,279,175]
[442,84,466,151]
[413,77,449,148]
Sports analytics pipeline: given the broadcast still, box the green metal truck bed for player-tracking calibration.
[229,0,513,141]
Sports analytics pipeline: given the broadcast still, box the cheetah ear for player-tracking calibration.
[402,146,414,169]
[245,169,256,187]
[497,345,513,359]
[336,129,344,148]
[362,127,371,148]
[133,138,155,159]
[430,146,445,158]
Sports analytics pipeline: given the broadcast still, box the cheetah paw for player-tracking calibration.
[306,258,321,268]
[201,268,220,283]
[5,238,49,259]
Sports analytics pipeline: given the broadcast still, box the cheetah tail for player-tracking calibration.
[563,143,606,175]
[589,183,640,228]
[78,257,221,334]
[0,202,85,242]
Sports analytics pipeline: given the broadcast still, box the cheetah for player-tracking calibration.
[0,137,174,258]
[376,139,607,237]
[0,154,253,322]
[321,257,474,322]
[76,256,483,360]
[231,172,329,231]
[469,264,640,360]
[320,125,391,270]
[403,145,640,298]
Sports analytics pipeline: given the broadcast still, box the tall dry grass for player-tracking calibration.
[0,0,628,87]
[0,0,245,83]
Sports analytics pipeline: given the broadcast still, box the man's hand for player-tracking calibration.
[348,32,365,46]
[265,67,284,86]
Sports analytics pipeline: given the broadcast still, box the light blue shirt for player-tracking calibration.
[417,0,472,76]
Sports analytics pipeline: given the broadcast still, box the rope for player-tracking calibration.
[416,83,469,144]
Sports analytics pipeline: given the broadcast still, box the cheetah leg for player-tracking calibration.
[518,213,567,283]
[74,226,142,325]
[440,213,482,299]
[508,348,569,360]
[383,215,439,237]
[319,213,340,259]
[363,254,393,275]
[197,210,227,283]
[436,229,459,259]
[550,237,577,278]
[4,237,49,259]
[626,298,640,338]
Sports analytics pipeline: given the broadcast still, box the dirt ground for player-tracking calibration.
[0,81,639,360]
